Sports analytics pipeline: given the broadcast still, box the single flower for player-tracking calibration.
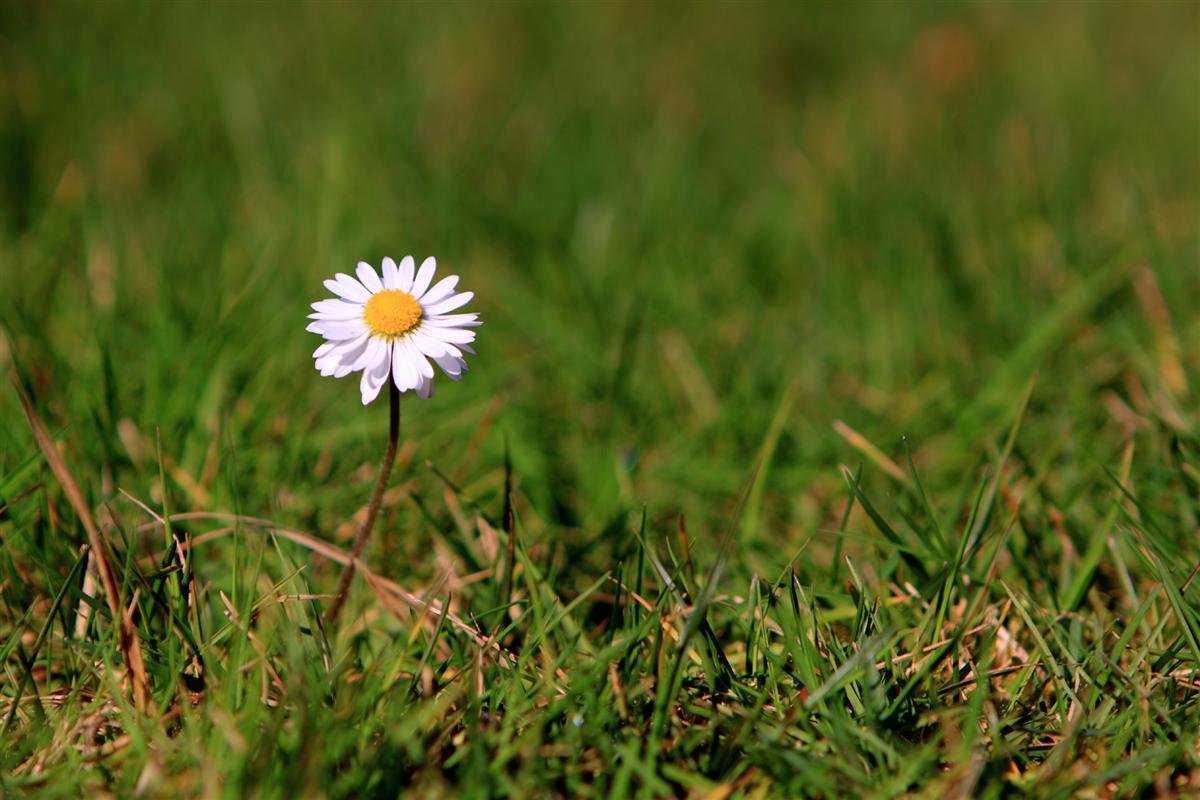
[307,257,480,403]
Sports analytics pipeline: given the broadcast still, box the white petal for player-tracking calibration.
[434,354,466,379]
[415,376,433,399]
[312,319,369,341]
[382,257,399,289]
[411,330,458,359]
[424,313,480,327]
[317,355,347,377]
[359,346,392,404]
[336,274,373,302]
[405,338,434,380]
[310,298,357,314]
[328,333,371,373]
[332,342,363,377]
[325,274,372,303]
[314,331,364,376]
[313,342,335,358]
[411,257,437,298]
[392,339,417,391]
[416,274,458,304]
[356,262,383,294]
[360,368,384,405]
[351,336,387,372]
[330,331,370,355]
[425,326,476,345]
[310,299,364,319]
[370,343,393,380]
[423,292,474,316]
[398,256,415,292]
[315,349,342,374]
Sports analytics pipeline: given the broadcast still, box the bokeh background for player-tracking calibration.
[1,1,1197,581]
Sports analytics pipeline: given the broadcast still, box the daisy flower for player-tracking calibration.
[307,257,480,404]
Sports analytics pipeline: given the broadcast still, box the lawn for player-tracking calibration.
[1,2,1198,797]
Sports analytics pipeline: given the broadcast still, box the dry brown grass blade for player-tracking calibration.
[121,591,150,709]
[129,509,515,665]
[17,386,151,709]
[833,419,912,486]
[1132,266,1188,399]
[75,553,97,639]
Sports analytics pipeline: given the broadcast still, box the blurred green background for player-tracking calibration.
[0,1,1196,579]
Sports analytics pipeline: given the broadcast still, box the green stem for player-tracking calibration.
[327,380,400,627]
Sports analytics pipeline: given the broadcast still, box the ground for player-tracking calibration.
[0,2,1198,797]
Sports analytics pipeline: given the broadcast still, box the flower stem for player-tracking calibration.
[327,380,400,628]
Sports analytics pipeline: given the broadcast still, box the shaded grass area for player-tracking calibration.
[1,1,1198,796]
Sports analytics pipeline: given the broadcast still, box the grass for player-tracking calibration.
[1,1,1198,797]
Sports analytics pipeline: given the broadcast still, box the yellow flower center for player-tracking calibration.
[363,289,422,337]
